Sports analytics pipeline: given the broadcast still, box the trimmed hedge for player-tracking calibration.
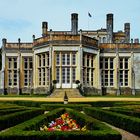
[108,107,140,118]
[84,107,140,136]
[0,108,28,116]
[0,108,44,131]
[1,100,140,108]
[0,108,121,140]
[41,104,91,111]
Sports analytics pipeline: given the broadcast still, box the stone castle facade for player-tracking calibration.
[0,13,140,95]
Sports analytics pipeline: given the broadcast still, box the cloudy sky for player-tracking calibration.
[0,0,140,44]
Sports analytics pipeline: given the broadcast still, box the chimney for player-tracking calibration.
[2,38,7,46]
[42,22,48,37]
[106,13,113,43]
[71,13,78,34]
[134,38,139,44]
[124,23,130,43]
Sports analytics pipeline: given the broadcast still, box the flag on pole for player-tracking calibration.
[88,12,92,17]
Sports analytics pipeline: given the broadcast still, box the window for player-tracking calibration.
[119,58,129,86]
[83,53,94,86]
[103,37,106,43]
[67,68,70,83]
[7,57,17,86]
[62,54,65,65]
[101,57,114,87]
[23,57,33,86]
[72,53,76,65]
[72,68,76,83]
[56,53,60,65]
[42,54,45,66]
[56,68,60,83]
[62,68,65,83]
[37,53,49,86]
[67,54,70,65]
[87,55,90,67]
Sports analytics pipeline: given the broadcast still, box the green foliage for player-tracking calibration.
[0,108,121,140]
[41,104,91,111]
[107,107,140,118]
[0,108,28,116]
[84,107,140,136]
[0,108,44,131]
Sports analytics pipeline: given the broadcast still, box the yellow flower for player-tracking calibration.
[81,126,86,131]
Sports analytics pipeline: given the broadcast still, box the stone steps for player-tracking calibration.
[49,88,83,98]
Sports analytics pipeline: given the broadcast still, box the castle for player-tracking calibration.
[0,13,140,95]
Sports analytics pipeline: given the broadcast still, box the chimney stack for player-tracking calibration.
[106,13,113,43]
[71,13,78,34]
[134,38,139,44]
[42,22,48,37]
[124,23,130,43]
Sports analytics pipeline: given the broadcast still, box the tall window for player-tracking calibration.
[8,57,17,86]
[23,57,33,86]
[119,58,129,86]
[72,68,76,83]
[100,57,114,86]
[55,52,77,85]
[37,53,49,86]
[83,53,94,86]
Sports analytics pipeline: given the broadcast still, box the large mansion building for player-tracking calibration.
[0,13,140,95]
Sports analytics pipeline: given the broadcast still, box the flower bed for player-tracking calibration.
[0,108,121,140]
[40,113,86,131]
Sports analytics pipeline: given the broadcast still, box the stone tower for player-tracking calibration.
[124,23,130,43]
[106,13,113,43]
[71,13,78,34]
[42,22,48,37]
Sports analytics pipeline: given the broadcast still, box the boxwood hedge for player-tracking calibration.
[41,104,91,111]
[84,107,140,136]
[0,108,44,131]
[0,108,121,140]
[108,107,140,118]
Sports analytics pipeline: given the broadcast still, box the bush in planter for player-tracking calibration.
[53,80,57,84]
[75,80,80,85]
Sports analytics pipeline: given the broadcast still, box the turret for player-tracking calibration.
[42,22,48,37]
[106,13,113,43]
[71,13,78,34]
[124,23,130,43]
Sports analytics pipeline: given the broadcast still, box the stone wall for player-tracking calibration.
[134,53,140,91]
[33,87,49,95]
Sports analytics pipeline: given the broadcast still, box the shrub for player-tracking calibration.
[0,108,121,140]
[108,107,140,118]
[84,107,140,136]
[0,108,44,131]
[0,108,28,116]
[41,104,91,111]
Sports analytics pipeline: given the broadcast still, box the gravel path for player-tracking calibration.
[104,122,140,140]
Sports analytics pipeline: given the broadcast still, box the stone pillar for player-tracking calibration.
[1,39,7,94]
[131,40,135,95]
[116,57,120,95]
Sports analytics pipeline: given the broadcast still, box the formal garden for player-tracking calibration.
[0,100,140,140]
